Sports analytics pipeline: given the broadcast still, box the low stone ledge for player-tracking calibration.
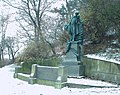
[15,66,22,73]
[17,73,30,82]
[14,64,68,88]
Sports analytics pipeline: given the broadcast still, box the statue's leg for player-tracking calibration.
[66,42,71,53]
[73,34,75,41]
[70,34,73,41]
[72,24,76,41]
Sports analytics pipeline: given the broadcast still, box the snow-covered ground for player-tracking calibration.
[0,64,120,95]
[85,54,120,64]
[90,47,120,62]
[67,78,117,87]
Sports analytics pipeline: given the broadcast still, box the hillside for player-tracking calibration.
[84,34,120,62]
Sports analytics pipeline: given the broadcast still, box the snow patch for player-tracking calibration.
[0,64,120,95]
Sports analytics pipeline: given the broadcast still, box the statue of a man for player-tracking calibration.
[71,11,84,42]
[64,11,84,53]
[64,11,84,43]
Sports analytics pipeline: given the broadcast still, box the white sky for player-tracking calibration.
[0,0,66,58]
[0,0,66,37]
[0,1,18,37]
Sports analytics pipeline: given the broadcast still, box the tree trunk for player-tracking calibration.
[1,48,4,65]
[11,49,15,64]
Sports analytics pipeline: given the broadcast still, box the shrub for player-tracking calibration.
[19,57,61,74]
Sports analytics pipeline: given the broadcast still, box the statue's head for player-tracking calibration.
[74,11,79,16]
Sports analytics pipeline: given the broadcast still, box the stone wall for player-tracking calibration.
[83,56,120,84]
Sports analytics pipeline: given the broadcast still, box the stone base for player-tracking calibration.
[79,65,85,76]
[65,65,85,77]
[61,41,84,77]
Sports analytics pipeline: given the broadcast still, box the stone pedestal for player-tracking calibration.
[62,41,85,77]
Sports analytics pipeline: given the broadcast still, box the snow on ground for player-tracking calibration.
[0,64,120,95]
[67,78,117,87]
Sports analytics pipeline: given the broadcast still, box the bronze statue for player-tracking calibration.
[64,11,84,42]
[64,11,84,53]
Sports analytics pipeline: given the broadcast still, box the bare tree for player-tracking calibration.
[3,0,57,42]
[0,12,9,65]
[2,0,58,57]
[5,36,21,63]
[0,0,19,66]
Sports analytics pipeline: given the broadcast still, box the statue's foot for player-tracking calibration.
[72,39,75,41]
[63,52,66,55]
[65,50,68,54]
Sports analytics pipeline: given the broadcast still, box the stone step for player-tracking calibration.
[66,78,118,88]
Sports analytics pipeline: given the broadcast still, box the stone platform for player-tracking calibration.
[61,41,84,77]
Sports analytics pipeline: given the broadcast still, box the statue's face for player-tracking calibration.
[74,10,79,16]
[75,12,79,16]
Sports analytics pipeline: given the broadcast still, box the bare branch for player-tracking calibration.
[2,0,24,10]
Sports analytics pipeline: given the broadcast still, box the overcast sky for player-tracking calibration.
[0,0,65,37]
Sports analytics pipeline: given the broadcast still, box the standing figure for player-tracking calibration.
[64,11,84,53]
[70,11,84,42]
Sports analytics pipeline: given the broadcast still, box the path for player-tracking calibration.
[0,64,120,95]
